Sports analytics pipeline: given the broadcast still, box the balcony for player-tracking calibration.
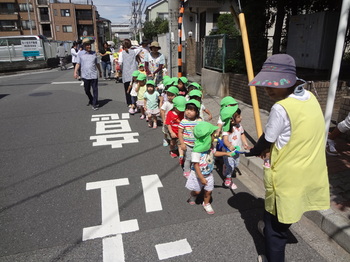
[40,14,50,21]
[37,0,49,5]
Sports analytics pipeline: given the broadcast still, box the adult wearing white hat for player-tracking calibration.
[144,41,165,85]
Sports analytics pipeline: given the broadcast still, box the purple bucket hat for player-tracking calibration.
[248,54,297,88]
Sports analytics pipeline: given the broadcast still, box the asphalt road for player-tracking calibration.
[0,68,347,261]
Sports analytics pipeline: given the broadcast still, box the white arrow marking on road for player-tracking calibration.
[155,239,192,260]
[141,174,163,213]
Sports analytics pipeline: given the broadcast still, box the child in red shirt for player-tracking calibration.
[166,96,187,158]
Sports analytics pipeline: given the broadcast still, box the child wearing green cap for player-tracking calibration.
[165,96,186,158]
[144,80,160,128]
[222,108,249,189]
[189,90,213,121]
[127,70,141,114]
[186,121,236,214]
[135,73,147,119]
[160,86,179,146]
[178,99,202,177]
[177,77,188,97]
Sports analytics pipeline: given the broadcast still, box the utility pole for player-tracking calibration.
[168,0,179,77]
[26,0,33,34]
[137,0,144,41]
[132,1,138,40]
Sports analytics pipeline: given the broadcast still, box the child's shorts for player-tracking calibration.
[136,100,144,107]
[146,108,160,116]
[185,171,214,192]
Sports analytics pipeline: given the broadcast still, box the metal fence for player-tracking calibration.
[203,34,241,73]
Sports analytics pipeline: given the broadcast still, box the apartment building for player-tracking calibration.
[0,0,103,43]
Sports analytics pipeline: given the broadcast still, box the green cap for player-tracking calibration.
[172,96,187,112]
[163,75,170,80]
[189,89,202,98]
[136,74,147,81]
[132,70,140,77]
[163,78,173,86]
[188,82,202,91]
[167,86,179,95]
[193,121,219,152]
[186,99,201,110]
[179,76,188,84]
[220,96,238,108]
[171,77,178,86]
[220,106,239,132]
[146,80,155,86]
[139,63,144,67]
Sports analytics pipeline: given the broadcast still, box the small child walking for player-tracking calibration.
[135,74,147,119]
[127,70,140,114]
[160,86,179,146]
[186,121,235,214]
[221,108,249,189]
[178,76,188,97]
[144,80,160,128]
[178,99,202,177]
[188,89,213,121]
[165,96,187,158]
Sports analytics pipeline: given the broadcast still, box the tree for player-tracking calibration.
[210,13,240,37]
[142,17,169,40]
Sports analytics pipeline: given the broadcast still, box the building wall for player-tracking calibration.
[148,1,168,21]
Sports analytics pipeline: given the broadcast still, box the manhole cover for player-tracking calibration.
[29,92,52,96]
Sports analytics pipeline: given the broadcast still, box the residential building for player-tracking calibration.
[111,24,132,41]
[0,0,104,44]
[144,0,168,21]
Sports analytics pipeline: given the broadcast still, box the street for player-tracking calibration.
[0,68,349,262]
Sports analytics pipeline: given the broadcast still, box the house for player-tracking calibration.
[144,0,169,22]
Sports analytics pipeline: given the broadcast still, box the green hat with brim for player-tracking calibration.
[172,96,187,112]
[186,99,201,110]
[171,77,178,86]
[220,106,239,132]
[220,96,238,108]
[132,70,140,77]
[179,76,188,84]
[193,121,219,152]
[146,80,155,86]
[167,86,179,95]
[138,63,144,67]
[188,82,202,91]
[189,89,202,98]
[136,74,147,81]
[163,78,174,86]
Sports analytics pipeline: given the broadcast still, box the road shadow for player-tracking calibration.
[0,94,9,99]
[98,99,112,108]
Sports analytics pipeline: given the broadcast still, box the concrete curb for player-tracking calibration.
[242,154,350,254]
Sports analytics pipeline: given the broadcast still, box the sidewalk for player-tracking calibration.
[200,91,350,254]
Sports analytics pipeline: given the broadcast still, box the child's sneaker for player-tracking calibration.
[326,139,338,156]
[203,203,215,215]
[163,139,169,147]
[179,156,184,166]
[170,151,177,158]
[153,122,157,128]
[224,178,231,187]
[187,195,196,205]
[183,171,190,179]
[128,107,134,114]
[230,182,238,190]
[140,115,145,120]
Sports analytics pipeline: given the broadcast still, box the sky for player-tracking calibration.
[92,0,159,24]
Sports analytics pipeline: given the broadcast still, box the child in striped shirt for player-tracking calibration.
[178,99,202,178]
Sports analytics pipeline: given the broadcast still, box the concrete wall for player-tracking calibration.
[201,68,230,97]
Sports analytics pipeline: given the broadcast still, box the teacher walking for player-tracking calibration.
[118,39,140,107]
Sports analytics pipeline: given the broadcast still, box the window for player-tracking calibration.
[158,13,168,20]
[19,3,33,12]
[61,9,70,17]
[0,20,18,31]
[21,20,36,30]
[0,3,17,14]
[62,25,72,33]
[56,25,59,31]
[53,9,57,16]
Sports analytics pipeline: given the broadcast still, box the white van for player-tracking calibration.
[0,35,47,62]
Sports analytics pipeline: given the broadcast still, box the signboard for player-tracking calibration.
[21,40,40,57]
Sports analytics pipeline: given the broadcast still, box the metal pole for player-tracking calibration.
[26,0,33,34]
[324,0,350,140]
[238,12,263,137]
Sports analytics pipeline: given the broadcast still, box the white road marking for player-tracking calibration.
[141,174,163,213]
[83,178,139,241]
[103,234,125,262]
[92,114,120,122]
[90,133,139,148]
[155,239,192,260]
[121,113,130,119]
[96,120,132,134]
[51,81,81,84]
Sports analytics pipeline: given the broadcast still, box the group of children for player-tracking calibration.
[126,70,249,215]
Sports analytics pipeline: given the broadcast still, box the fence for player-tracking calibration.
[203,34,241,73]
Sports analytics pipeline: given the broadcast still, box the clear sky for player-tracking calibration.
[93,0,158,24]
